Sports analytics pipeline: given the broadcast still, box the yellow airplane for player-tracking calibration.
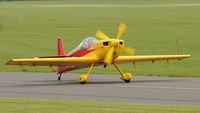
[6,23,191,84]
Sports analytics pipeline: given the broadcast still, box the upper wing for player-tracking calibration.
[6,57,97,67]
[114,55,191,63]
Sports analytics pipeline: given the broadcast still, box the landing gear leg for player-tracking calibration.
[77,63,94,84]
[58,73,62,81]
[113,63,132,83]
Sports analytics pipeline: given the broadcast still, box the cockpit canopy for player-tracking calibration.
[67,37,98,56]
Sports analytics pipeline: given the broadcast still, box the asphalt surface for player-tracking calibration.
[0,72,200,105]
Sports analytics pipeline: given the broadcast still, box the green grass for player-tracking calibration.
[0,97,200,113]
[0,0,199,76]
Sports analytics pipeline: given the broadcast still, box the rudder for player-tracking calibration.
[57,37,65,56]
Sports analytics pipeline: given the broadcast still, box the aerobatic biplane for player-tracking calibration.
[6,23,191,84]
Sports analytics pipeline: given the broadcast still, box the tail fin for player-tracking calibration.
[57,37,65,56]
[57,37,72,74]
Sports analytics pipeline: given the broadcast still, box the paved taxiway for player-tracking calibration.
[0,72,200,105]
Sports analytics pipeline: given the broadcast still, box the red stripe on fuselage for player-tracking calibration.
[67,48,94,57]
[57,47,95,74]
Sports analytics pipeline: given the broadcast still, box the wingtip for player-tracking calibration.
[184,54,192,58]
[6,60,13,65]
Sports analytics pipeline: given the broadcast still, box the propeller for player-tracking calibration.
[115,23,127,39]
[95,30,110,40]
[95,23,135,64]
[122,46,135,55]
[104,47,114,64]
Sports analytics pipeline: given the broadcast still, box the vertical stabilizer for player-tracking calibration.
[57,37,65,56]
[57,37,72,75]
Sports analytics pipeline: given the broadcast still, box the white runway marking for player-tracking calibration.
[3,3,200,8]
[38,4,200,8]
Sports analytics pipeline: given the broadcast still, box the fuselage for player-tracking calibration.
[58,38,125,74]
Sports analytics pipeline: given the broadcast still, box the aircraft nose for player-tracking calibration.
[111,40,118,47]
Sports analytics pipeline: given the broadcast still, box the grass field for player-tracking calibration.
[0,97,200,113]
[0,0,200,76]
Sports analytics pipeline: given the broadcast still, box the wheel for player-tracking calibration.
[124,80,130,83]
[121,73,132,83]
[58,76,61,81]
[58,74,62,81]
[80,81,86,84]
[77,74,88,84]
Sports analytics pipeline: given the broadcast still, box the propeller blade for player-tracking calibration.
[95,30,110,40]
[104,47,114,64]
[116,23,127,39]
[122,46,135,55]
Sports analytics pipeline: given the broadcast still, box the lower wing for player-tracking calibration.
[114,55,191,63]
[6,55,191,70]
[6,57,99,70]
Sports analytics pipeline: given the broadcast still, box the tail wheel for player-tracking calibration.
[58,73,62,81]
[121,73,132,83]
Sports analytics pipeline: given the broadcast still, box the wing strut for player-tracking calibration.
[77,63,95,84]
[113,63,132,83]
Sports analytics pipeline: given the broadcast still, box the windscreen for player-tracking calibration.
[67,37,98,56]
